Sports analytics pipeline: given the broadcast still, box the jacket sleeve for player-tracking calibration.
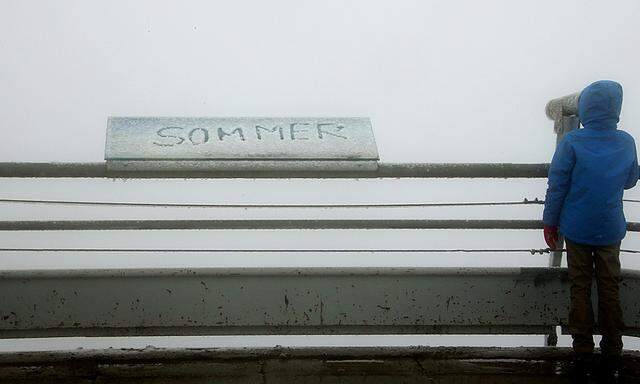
[624,139,639,190]
[543,137,576,226]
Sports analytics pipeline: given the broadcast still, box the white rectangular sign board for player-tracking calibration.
[106,117,379,171]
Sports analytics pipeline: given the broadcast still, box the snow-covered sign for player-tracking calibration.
[105,117,379,171]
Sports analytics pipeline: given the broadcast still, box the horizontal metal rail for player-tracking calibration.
[0,197,545,208]
[0,247,556,254]
[0,162,550,179]
[7,346,640,383]
[5,346,640,383]
[0,345,592,364]
[2,248,640,255]
[0,219,544,231]
[1,219,639,232]
[2,267,640,338]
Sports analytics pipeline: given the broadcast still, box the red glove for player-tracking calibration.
[544,225,559,249]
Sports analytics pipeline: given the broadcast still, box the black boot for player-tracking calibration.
[597,354,621,384]
[570,353,594,383]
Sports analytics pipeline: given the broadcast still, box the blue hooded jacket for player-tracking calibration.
[543,80,639,246]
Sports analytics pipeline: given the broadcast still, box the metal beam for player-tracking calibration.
[7,346,640,383]
[0,219,545,231]
[1,219,638,232]
[0,162,550,179]
[6,346,640,383]
[2,267,640,339]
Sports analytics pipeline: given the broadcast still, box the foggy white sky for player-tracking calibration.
[1,0,640,351]
[2,0,640,162]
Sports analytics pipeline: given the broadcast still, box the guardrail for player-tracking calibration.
[0,161,638,348]
[2,267,640,339]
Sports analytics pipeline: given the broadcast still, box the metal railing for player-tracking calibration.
[0,161,639,346]
[0,162,549,179]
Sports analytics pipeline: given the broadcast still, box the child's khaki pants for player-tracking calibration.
[566,238,624,355]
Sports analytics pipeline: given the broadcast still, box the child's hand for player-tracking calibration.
[544,225,559,249]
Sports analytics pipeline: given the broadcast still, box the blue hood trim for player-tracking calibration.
[578,80,623,131]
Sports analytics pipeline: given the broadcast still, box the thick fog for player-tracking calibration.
[1,0,640,351]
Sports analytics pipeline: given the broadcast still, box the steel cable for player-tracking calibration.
[2,196,640,207]
[0,197,545,208]
[0,247,638,254]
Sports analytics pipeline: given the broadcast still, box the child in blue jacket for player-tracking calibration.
[543,80,638,380]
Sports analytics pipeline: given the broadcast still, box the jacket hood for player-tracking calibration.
[578,80,623,130]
